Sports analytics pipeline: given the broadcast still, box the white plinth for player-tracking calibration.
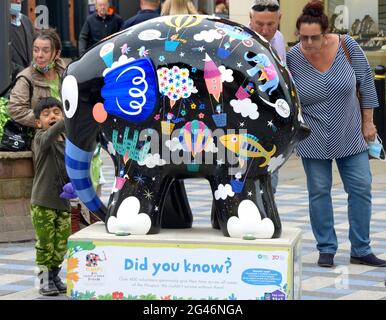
[67,222,302,300]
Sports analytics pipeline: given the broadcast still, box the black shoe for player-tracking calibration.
[318,253,334,267]
[38,271,59,296]
[350,253,386,267]
[52,267,67,294]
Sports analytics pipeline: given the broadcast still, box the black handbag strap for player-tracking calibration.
[0,75,33,99]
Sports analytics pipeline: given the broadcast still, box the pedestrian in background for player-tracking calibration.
[161,0,198,15]
[121,0,161,30]
[78,0,123,56]
[215,0,229,19]
[249,0,286,194]
[8,28,65,128]
[31,97,70,296]
[10,0,34,81]
[287,0,386,268]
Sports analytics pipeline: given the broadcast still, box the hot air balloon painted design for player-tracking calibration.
[179,120,213,158]
[157,66,195,134]
[164,15,203,52]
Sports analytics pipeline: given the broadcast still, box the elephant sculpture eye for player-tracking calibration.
[61,75,79,119]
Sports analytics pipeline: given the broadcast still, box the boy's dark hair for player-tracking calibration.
[34,97,63,119]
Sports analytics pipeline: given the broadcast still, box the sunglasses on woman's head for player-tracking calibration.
[252,4,279,12]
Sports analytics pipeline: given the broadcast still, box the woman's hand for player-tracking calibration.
[361,108,377,142]
[362,120,377,142]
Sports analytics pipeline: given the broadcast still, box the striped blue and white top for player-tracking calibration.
[287,35,379,159]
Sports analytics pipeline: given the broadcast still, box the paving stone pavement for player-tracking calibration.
[1,153,385,300]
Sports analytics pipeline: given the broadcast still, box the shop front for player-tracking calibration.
[326,0,386,68]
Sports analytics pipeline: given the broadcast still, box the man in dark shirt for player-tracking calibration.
[121,0,160,30]
[10,0,34,80]
[78,0,123,56]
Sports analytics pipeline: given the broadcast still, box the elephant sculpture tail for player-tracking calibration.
[65,138,107,222]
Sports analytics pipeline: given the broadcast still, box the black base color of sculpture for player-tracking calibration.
[62,15,310,239]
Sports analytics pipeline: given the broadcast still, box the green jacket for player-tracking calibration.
[31,119,70,212]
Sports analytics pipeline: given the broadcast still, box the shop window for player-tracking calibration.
[327,0,386,68]
[327,0,386,51]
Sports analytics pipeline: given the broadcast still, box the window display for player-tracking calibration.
[325,0,386,67]
[327,0,386,51]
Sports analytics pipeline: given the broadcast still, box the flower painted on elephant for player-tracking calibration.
[102,58,158,123]
[157,66,194,108]
[198,113,205,119]
[204,54,223,103]
[219,133,276,168]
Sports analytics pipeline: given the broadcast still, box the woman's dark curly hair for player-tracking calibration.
[296,0,329,33]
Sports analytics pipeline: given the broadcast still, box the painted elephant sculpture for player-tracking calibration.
[62,15,310,239]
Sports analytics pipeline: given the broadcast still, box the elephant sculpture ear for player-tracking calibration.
[101,58,158,123]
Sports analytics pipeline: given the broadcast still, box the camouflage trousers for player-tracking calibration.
[31,205,71,271]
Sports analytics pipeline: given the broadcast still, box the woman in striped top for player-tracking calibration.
[287,0,386,268]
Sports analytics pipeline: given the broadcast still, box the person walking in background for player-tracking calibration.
[161,0,198,16]
[121,0,160,30]
[8,28,65,128]
[215,0,229,19]
[249,0,286,194]
[78,0,123,56]
[287,0,386,268]
[31,97,70,296]
[10,0,34,81]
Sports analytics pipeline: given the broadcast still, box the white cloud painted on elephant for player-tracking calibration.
[214,184,235,200]
[204,140,218,153]
[193,29,222,43]
[227,200,275,239]
[165,138,183,152]
[107,197,151,235]
[137,154,166,168]
[102,55,136,77]
[230,98,259,120]
[218,66,234,83]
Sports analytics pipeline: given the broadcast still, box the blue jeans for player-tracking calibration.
[302,151,372,257]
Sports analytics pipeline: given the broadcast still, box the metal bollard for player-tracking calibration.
[374,65,386,147]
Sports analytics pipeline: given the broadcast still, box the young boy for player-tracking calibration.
[31,97,71,296]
